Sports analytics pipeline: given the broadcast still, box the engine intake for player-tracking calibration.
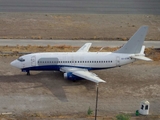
[64,72,82,80]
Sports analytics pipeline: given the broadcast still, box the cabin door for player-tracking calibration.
[116,56,120,66]
[31,56,36,66]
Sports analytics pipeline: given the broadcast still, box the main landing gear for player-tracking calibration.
[26,71,30,75]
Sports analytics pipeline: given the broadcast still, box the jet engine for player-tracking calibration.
[64,72,82,80]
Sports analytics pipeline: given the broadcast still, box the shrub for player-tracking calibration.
[87,107,93,115]
[116,114,130,120]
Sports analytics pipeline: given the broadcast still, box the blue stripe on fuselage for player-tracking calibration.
[21,65,115,72]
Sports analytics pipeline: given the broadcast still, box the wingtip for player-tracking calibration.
[99,80,106,83]
[141,25,148,30]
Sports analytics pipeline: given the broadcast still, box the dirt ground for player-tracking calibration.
[0,13,160,40]
[0,56,159,120]
[0,13,160,120]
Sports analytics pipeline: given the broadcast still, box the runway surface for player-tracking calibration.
[0,0,160,14]
[0,39,159,48]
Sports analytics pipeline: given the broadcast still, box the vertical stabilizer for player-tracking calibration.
[114,26,148,54]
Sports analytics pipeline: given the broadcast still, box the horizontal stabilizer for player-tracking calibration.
[131,56,152,61]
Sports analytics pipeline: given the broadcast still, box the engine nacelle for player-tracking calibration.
[64,72,82,80]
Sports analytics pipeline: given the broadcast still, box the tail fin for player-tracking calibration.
[114,26,148,54]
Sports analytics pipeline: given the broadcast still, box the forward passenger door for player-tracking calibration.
[31,56,36,66]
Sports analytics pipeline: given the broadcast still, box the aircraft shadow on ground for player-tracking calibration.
[0,71,95,102]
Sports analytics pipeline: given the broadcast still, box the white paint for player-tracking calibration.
[139,100,150,115]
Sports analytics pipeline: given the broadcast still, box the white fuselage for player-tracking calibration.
[10,26,150,82]
[11,52,135,72]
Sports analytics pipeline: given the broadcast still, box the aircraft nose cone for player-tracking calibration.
[10,60,19,68]
[10,60,16,66]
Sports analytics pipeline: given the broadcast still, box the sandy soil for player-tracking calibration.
[0,13,160,40]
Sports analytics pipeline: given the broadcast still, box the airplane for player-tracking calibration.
[10,26,152,83]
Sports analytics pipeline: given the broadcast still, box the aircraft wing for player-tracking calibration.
[76,43,92,52]
[60,67,106,83]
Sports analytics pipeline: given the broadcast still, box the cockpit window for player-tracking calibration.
[17,57,25,62]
